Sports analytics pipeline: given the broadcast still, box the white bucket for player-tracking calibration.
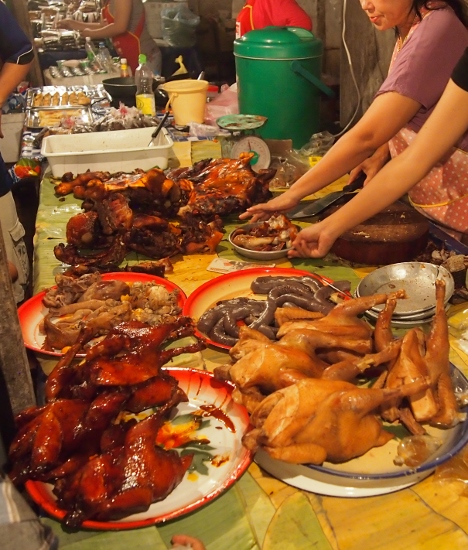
[161,79,208,125]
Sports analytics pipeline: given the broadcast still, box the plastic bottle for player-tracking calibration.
[97,41,113,73]
[85,37,98,64]
[135,54,156,116]
[120,57,130,78]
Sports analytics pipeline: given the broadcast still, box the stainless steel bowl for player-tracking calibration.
[356,262,454,317]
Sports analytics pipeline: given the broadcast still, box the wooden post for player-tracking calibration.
[0,219,36,450]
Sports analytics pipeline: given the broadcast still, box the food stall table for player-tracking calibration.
[26,141,468,549]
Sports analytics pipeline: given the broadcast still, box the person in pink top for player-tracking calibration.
[236,0,312,38]
[241,0,468,244]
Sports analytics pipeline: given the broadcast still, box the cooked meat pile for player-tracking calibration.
[53,153,274,271]
[41,272,183,353]
[231,214,299,252]
[8,318,206,526]
[215,280,465,465]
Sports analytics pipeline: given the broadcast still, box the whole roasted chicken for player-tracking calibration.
[217,280,464,465]
[243,377,428,464]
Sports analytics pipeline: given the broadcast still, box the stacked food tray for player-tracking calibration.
[25,85,110,129]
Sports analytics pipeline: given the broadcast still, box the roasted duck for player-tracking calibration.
[52,156,274,271]
[8,318,206,525]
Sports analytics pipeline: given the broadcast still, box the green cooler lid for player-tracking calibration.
[234,26,322,59]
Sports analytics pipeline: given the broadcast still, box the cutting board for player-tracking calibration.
[325,201,430,265]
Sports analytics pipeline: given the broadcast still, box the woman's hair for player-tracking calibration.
[414,0,468,26]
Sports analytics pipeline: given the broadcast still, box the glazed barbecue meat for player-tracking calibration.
[54,170,111,196]
[179,213,224,254]
[124,213,182,257]
[66,211,99,247]
[9,390,131,484]
[174,153,274,218]
[52,157,274,270]
[54,412,192,526]
[8,318,205,524]
[54,235,128,269]
[85,319,205,387]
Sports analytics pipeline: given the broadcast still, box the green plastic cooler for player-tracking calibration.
[234,27,333,149]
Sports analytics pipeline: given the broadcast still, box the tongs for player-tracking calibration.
[147,110,170,147]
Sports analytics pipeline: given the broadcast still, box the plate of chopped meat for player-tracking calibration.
[229,214,300,260]
[24,367,252,529]
[18,272,186,357]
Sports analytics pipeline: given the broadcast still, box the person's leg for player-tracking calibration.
[0,191,30,303]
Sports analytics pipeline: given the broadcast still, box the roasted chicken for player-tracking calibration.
[217,280,464,466]
[243,377,429,464]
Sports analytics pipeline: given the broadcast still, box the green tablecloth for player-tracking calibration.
[31,151,468,550]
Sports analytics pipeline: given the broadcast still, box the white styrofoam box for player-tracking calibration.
[0,113,25,163]
[143,1,187,39]
[41,126,174,177]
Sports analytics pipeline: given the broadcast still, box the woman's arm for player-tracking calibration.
[0,62,33,137]
[58,19,106,31]
[240,91,421,221]
[59,0,132,38]
[289,78,468,258]
[81,0,132,39]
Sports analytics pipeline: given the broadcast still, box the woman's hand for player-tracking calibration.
[239,193,300,222]
[287,221,338,259]
[171,534,206,550]
[348,143,390,186]
[57,18,78,30]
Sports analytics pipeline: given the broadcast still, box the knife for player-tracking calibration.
[288,173,366,219]
[147,110,170,147]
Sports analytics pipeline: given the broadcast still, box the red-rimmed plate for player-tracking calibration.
[182,267,318,349]
[17,272,187,357]
[25,367,252,530]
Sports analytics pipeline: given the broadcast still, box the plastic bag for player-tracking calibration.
[204,83,239,126]
[161,5,200,48]
[297,131,335,156]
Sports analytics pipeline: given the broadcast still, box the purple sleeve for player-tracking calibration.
[376,8,468,132]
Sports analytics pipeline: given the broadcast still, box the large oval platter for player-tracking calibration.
[26,367,252,529]
[182,267,317,350]
[256,365,468,497]
[18,272,187,357]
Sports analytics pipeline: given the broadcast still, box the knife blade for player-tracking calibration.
[289,173,366,219]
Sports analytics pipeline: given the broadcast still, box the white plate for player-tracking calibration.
[228,222,298,261]
[26,367,252,529]
[255,450,426,497]
[17,272,186,357]
[356,262,454,316]
[255,365,468,496]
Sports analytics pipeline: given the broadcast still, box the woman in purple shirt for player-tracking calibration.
[241,0,468,244]
[278,48,468,258]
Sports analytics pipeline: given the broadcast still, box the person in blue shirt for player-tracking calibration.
[0,1,34,303]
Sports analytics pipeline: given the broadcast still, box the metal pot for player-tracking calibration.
[102,76,168,108]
